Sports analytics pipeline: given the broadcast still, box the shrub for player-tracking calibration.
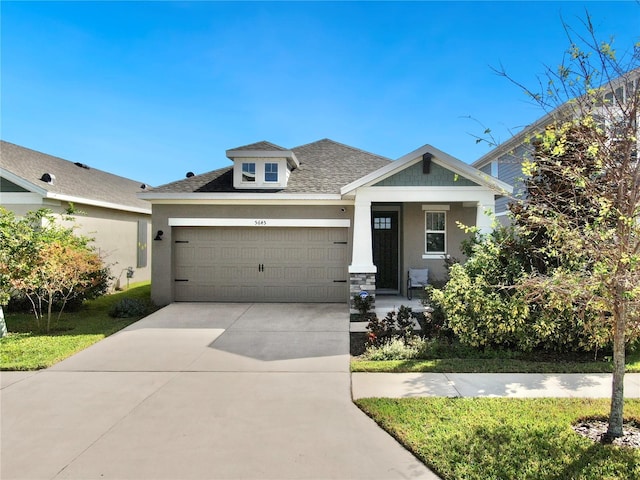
[429,225,608,353]
[362,336,427,361]
[353,293,374,321]
[108,298,148,318]
[367,311,395,346]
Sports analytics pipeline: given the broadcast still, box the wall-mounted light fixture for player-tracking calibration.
[422,153,433,174]
[154,230,164,241]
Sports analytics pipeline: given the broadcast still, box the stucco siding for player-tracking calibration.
[151,203,353,305]
[62,203,152,286]
[2,200,151,287]
[401,202,476,288]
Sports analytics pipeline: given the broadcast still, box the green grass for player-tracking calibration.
[0,282,155,370]
[352,356,640,373]
[356,397,640,480]
[351,341,640,374]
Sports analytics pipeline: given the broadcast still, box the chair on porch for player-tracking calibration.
[407,268,429,300]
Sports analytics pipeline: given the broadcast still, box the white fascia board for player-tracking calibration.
[168,218,350,228]
[226,149,300,168]
[45,193,151,215]
[0,168,48,196]
[1,169,150,214]
[341,144,513,196]
[1,192,45,204]
[355,186,498,204]
[137,192,346,204]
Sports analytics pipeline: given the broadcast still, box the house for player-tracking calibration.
[0,141,152,287]
[473,68,640,222]
[140,139,511,306]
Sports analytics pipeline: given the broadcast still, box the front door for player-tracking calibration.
[372,211,399,292]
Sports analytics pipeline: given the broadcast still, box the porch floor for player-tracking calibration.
[374,294,426,316]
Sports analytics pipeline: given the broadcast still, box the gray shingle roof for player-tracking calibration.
[229,141,288,151]
[0,140,151,212]
[150,139,392,195]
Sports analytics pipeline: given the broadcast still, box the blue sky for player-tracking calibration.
[2,1,639,187]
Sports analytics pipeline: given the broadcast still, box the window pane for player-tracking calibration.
[265,163,278,182]
[374,217,391,229]
[137,220,147,268]
[426,212,445,231]
[242,163,256,182]
[426,233,445,253]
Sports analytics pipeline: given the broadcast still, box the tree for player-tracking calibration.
[497,14,640,440]
[0,207,108,332]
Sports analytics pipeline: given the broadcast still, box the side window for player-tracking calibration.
[242,163,256,182]
[137,220,148,268]
[425,211,446,254]
[265,163,278,182]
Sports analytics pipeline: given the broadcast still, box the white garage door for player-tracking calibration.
[173,227,349,302]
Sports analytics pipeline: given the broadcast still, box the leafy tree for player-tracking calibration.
[494,14,640,440]
[0,207,109,332]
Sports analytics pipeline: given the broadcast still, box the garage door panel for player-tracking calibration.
[173,227,348,302]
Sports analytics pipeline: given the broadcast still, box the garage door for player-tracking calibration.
[173,227,349,302]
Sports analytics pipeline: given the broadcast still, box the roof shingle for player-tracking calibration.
[0,141,151,211]
[150,138,391,195]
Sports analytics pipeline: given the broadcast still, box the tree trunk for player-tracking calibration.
[605,300,626,441]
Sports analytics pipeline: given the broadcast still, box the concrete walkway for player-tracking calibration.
[1,303,438,480]
[352,372,640,399]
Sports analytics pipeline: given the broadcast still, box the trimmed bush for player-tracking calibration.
[362,336,427,361]
[108,298,148,318]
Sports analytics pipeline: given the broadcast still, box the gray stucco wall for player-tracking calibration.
[401,202,476,286]
[150,203,353,306]
[4,201,152,288]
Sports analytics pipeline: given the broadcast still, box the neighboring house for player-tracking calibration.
[0,141,152,287]
[140,139,511,306]
[473,68,640,222]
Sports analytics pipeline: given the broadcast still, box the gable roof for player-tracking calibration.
[229,141,288,151]
[144,139,392,196]
[341,143,513,196]
[0,140,151,214]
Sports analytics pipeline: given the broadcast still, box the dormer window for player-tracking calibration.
[227,141,299,190]
[242,163,256,183]
[265,163,278,183]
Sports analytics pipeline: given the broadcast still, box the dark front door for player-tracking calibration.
[372,211,399,291]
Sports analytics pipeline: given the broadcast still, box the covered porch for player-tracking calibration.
[340,144,513,310]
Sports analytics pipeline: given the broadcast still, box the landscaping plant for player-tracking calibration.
[432,14,640,441]
[0,208,110,332]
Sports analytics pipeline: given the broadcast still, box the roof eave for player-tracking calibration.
[341,144,513,196]
[0,168,49,196]
[225,149,300,169]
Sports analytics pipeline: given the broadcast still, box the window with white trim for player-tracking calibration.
[265,162,278,182]
[242,163,256,182]
[425,211,446,254]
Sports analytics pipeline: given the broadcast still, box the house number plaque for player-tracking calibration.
[254,220,267,226]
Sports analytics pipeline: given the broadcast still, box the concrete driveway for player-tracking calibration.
[1,303,437,479]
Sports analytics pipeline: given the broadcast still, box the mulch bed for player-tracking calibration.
[572,419,640,448]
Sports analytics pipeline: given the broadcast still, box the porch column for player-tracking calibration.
[476,194,496,234]
[349,197,376,311]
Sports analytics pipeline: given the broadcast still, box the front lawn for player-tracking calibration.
[0,282,155,370]
[351,334,640,373]
[356,397,640,480]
